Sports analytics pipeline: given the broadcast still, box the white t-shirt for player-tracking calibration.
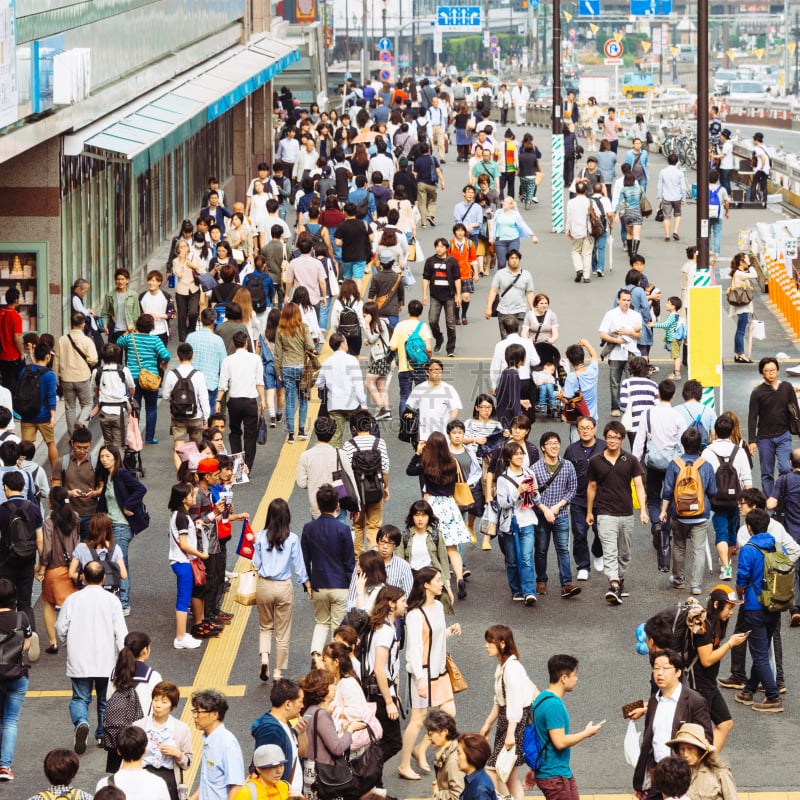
[366,621,400,696]
[598,306,643,361]
[169,510,198,564]
[139,291,169,336]
[405,380,462,442]
[96,769,171,800]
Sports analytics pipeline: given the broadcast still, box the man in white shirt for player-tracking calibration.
[511,79,530,126]
[566,179,594,284]
[56,560,128,754]
[718,128,734,194]
[427,96,448,163]
[275,126,300,180]
[598,288,642,416]
[162,342,210,456]
[749,131,770,205]
[368,139,396,186]
[405,359,462,442]
[216,331,265,471]
[316,332,367,449]
[96,726,170,800]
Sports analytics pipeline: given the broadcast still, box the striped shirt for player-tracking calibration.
[346,554,413,608]
[117,333,171,379]
[619,377,658,434]
[342,434,390,474]
[186,328,227,391]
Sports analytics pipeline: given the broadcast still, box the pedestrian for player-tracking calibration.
[162,343,210,457]
[601,106,623,153]
[598,288,643,416]
[0,289,25,394]
[95,725,170,800]
[405,360,462,442]
[668,723,738,800]
[51,427,100,539]
[718,129,734,195]
[511,79,530,126]
[650,298,686,380]
[587,420,648,604]
[421,239,461,358]
[625,137,650,193]
[619,356,658,445]
[91,343,135,448]
[390,300,433,416]
[449,224,478,326]
[518,136,542,210]
[596,140,617,197]
[398,567,461,780]
[707,169,729,264]
[16,341,59,471]
[562,122,581,188]
[253,498,311,682]
[361,301,394,419]
[26,748,93,800]
[414,141,445,227]
[748,131,769,205]
[657,153,686,243]
[487,198,539,271]
[480,625,538,800]
[68,512,127,593]
[53,311,98,435]
[55,559,128,754]
[191,689,246,800]
[498,129,518,200]
[589,180,612,277]
[566,179,593,284]
[424,709,464,800]
[484,251,536,334]
[650,756,693,800]
[616,173,644,259]
[316,331,366,448]
[101,269,139,344]
[528,654,603,800]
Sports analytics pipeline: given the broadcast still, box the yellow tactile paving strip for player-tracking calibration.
[405,795,800,799]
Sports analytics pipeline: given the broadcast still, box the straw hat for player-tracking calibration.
[667,723,715,754]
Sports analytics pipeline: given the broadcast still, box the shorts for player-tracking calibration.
[669,340,681,359]
[263,361,282,390]
[342,261,367,280]
[21,421,54,444]
[171,417,204,444]
[712,507,739,547]
[461,278,475,293]
[660,199,682,219]
[705,687,732,725]
[172,561,195,612]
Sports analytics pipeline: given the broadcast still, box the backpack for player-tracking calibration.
[306,223,326,250]
[746,542,795,613]
[337,305,361,337]
[711,446,742,509]
[90,546,121,593]
[245,273,269,313]
[404,322,429,369]
[673,316,687,341]
[350,438,385,506]
[3,501,37,560]
[342,608,371,641]
[402,526,440,550]
[660,598,707,686]
[61,453,99,483]
[169,368,199,419]
[521,693,556,771]
[0,612,27,680]
[672,457,706,518]
[685,410,710,447]
[587,197,607,238]
[102,685,143,751]
[416,120,428,141]
[13,366,44,419]
[709,186,723,219]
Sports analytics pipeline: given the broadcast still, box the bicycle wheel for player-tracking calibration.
[676,138,687,165]
[684,141,697,170]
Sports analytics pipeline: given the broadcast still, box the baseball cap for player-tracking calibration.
[710,585,742,605]
[398,157,409,167]
[587,155,598,163]
[253,744,287,768]
[196,458,220,474]
[379,251,396,263]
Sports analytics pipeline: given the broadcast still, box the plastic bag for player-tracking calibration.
[751,318,766,340]
[624,719,641,767]
[495,744,517,784]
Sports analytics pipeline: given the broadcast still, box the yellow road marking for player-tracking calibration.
[26,686,247,698]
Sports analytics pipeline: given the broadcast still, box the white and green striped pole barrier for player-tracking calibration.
[551,134,565,234]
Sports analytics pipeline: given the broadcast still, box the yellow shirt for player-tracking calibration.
[233,778,290,800]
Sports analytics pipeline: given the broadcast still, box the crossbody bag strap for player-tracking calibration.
[499,272,522,299]
[129,335,144,371]
[538,459,565,495]
[460,201,476,222]
[67,335,91,364]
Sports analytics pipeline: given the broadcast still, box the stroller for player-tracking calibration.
[532,342,567,419]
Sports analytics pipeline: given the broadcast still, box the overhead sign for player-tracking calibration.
[378,37,392,51]
[630,0,672,14]
[579,0,600,16]
[437,5,481,27]
[604,38,623,58]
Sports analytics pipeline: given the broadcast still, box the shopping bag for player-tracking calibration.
[751,318,766,340]
[624,719,641,767]
[414,239,425,263]
[235,570,258,606]
[236,520,256,559]
[495,744,517,784]
[126,412,143,452]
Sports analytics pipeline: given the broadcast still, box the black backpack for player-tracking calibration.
[169,369,198,419]
[711,445,742,509]
[350,438,384,505]
[13,366,44,419]
[306,223,326,250]
[0,612,27,680]
[90,547,121,593]
[3,501,37,561]
[337,305,361,337]
[246,274,268,313]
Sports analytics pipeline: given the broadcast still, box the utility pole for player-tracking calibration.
[793,10,800,96]
[696,0,709,270]
[361,0,369,86]
[551,0,564,233]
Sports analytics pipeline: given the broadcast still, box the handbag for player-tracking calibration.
[562,392,591,423]
[639,193,653,218]
[300,350,322,392]
[333,450,360,512]
[312,710,358,800]
[280,244,290,287]
[399,407,419,443]
[190,558,207,586]
[126,412,143,452]
[348,724,383,795]
[445,652,468,693]
[495,742,517,784]
[130,335,162,391]
[198,271,218,292]
[403,262,416,287]
[453,462,474,509]
[727,283,754,307]
[407,240,416,262]
[750,317,766,340]
[535,170,544,186]
[788,399,800,436]
[235,569,258,605]
[257,414,268,445]
[654,207,665,222]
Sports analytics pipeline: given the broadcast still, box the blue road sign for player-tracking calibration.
[436,6,482,27]
[578,0,600,15]
[630,0,671,14]
[379,37,392,51]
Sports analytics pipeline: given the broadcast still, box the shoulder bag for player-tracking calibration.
[491,272,523,317]
[454,461,475,509]
[726,282,754,307]
[130,335,162,391]
[280,244,290,288]
[639,192,653,218]
[446,652,468,693]
[562,373,591,423]
[312,709,358,800]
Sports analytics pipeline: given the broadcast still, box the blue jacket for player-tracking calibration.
[461,769,497,800]
[737,532,778,610]
[98,468,148,534]
[301,514,356,590]
[251,711,296,782]
[661,454,717,522]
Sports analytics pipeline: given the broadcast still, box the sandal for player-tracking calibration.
[191,623,221,639]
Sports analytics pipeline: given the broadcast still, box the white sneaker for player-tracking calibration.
[174,635,202,650]
[122,608,131,617]
[593,556,604,572]
[576,568,589,581]
[225,570,237,579]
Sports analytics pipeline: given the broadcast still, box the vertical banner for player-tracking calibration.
[688,279,722,407]
[290,0,318,24]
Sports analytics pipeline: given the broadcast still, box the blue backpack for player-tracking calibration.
[404,322,429,369]
[522,694,556,771]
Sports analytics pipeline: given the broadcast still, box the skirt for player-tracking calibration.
[426,495,473,547]
[408,668,455,709]
[488,704,534,770]
[461,278,475,294]
[623,207,643,227]
[41,566,78,606]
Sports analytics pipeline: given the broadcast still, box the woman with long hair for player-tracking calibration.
[37,487,80,653]
[232,287,261,352]
[261,307,285,427]
[351,143,370,177]
[728,252,758,363]
[424,709,464,800]
[362,300,392,417]
[375,225,407,268]
[290,285,323,349]
[95,444,147,614]
[167,482,207,649]
[347,550,387,613]
[406,432,473,599]
[480,625,538,800]
[454,103,473,163]
[330,278,364,357]
[398,567,461,780]
[253,498,311,682]
[274,302,316,443]
[669,722,738,800]
[69,512,127,587]
[616,172,644,259]
[583,96,600,151]
[387,187,416,244]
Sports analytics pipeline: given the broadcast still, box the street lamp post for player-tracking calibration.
[793,11,800,96]
[696,0,709,270]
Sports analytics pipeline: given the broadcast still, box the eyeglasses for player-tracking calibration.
[605,433,623,441]
[191,708,211,716]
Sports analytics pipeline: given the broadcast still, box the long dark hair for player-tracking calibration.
[96,444,122,483]
[265,307,281,344]
[369,585,405,631]
[112,631,151,691]
[419,431,457,486]
[406,566,441,612]
[322,641,359,681]
[49,486,78,539]
[358,550,387,590]
[404,499,439,531]
[265,498,291,551]
[362,300,382,335]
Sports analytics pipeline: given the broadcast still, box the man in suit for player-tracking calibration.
[633,649,713,800]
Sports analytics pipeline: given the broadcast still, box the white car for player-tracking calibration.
[727,80,768,104]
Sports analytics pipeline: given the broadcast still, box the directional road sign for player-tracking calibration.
[378,37,392,51]
[578,0,600,16]
[437,5,482,28]
[630,0,672,14]
[603,38,623,58]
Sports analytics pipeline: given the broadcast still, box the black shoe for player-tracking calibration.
[605,584,623,605]
[457,579,467,599]
[45,644,58,654]
[574,273,582,283]
[260,664,269,682]
[434,338,444,353]
[74,722,89,755]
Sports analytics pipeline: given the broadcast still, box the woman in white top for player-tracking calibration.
[249,180,273,248]
[348,550,386,613]
[171,238,204,342]
[387,186,417,244]
[70,512,127,584]
[167,483,207,650]
[727,252,759,363]
[582,96,600,151]
[398,567,461,780]
[480,625,538,800]
[329,279,365,356]
[290,285,323,348]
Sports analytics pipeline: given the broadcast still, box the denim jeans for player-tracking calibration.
[0,675,28,767]
[744,607,781,700]
[734,311,750,355]
[207,388,219,410]
[569,504,595,572]
[534,515,573,586]
[398,368,427,416]
[592,231,608,274]
[502,524,536,597]
[709,217,723,256]
[133,384,159,442]
[282,365,307,435]
[537,383,557,407]
[756,430,792,498]
[70,676,109,739]
[608,358,628,412]
[113,522,132,609]
[428,297,456,354]
[494,237,520,271]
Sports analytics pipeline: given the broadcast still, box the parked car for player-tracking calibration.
[713,69,738,95]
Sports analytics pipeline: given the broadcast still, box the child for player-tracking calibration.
[651,755,693,800]
[650,296,685,381]
[533,361,557,413]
